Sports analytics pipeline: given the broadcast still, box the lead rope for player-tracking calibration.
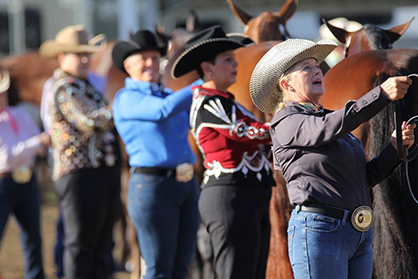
[398,74,418,204]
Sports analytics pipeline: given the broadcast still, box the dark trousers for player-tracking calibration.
[55,166,121,279]
[54,209,65,278]
[54,208,117,279]
[199,185,272,279]
[0,175,44,279]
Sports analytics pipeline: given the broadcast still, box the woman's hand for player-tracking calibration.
[391,121,416,149]
[39,132,51,148]
[380,76,412,101]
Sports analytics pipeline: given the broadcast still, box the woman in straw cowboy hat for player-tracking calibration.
[172,25,275,279]
[0,71,51,279]
[40,25,121,279]
[111,29,203,279]
[250,38,415,278]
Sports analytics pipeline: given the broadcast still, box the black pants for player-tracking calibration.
[55,166,121,279]
[199,185,272,279]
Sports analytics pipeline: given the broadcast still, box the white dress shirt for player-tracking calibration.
[0,107,46,173]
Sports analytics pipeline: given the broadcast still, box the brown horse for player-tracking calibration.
[323,47,418,278]
[321,18,414,148]
[225,1,301,278]
[226,0,296,44]
[0,52,58,106]
[323,18,414,58]
[322,19,418,277]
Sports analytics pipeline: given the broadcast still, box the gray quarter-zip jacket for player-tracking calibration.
[270,86,401,210]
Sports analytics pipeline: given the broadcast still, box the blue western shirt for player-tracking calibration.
[113,78,200,168]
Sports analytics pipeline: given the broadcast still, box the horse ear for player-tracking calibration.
[384,17,415,43]
[323,19,351,44]
[226,0,253,25]
[276,0,298,22]
[155,24,169,46]
[186,9,203,33]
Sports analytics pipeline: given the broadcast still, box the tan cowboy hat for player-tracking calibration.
[250,38,338,114]
[0,71,10,94]
[40,25,106,59]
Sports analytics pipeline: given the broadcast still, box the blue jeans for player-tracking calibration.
[128,172,200,279]
[0,175,44,279]
[288,206,373,279]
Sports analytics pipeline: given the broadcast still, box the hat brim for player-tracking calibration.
[171,39,243,79]
[250,40,337,114]
[39,40,103,59]
[0,71,10,93]
[111,40,166,73]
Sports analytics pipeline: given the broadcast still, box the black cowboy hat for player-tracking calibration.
[171,25,245,78]
[225,33,255,46]
[112,30,166,73]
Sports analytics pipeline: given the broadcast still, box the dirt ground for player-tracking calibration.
[0,204,131,279]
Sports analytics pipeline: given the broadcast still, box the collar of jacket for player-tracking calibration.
[192,85,234,100]
[125,78,167,96]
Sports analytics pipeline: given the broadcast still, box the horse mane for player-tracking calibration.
[363,24,393,50]
[369,72,418,278]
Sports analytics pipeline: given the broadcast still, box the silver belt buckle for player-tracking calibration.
[351,206,373,232]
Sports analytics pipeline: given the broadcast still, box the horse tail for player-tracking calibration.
[370,71,418,278]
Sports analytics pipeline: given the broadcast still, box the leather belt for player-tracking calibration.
[132,167,176,177]
[300,204,352,221]
[300,204,373,232]
[0,172,12,178]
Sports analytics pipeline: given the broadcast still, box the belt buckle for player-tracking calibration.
[351,206,373,232]
[12,165,32,184]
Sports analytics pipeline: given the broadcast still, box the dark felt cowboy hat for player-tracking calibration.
[225,32,255,46]
[112,30,166,73]
[171,25,245,78]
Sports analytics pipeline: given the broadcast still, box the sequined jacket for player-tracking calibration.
[190,86,275,188]
[47,69,118,180]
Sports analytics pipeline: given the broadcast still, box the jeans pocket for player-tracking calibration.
[131,173,166,189]
[287,225,296,264]
[307,214,340,233]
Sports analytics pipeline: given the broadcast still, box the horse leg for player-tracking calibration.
[266,170,293,279]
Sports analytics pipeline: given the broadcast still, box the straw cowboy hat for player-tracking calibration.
[0,71,10,94]
[40,25,106,59]
[171,25,245,79]
[112,30,166,73]
[250,38,338,114]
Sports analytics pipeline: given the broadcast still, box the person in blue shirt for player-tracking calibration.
[111,30,201,279]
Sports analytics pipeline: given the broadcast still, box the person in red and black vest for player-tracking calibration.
[172,25,275,279]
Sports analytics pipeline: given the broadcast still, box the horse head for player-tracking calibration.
[158,10,202,92]
[226,0,297,43]
[324,17,414,57]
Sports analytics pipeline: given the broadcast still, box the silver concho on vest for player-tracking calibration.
[351,206,373,232]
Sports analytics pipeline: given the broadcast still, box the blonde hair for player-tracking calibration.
[274,71,292,112]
